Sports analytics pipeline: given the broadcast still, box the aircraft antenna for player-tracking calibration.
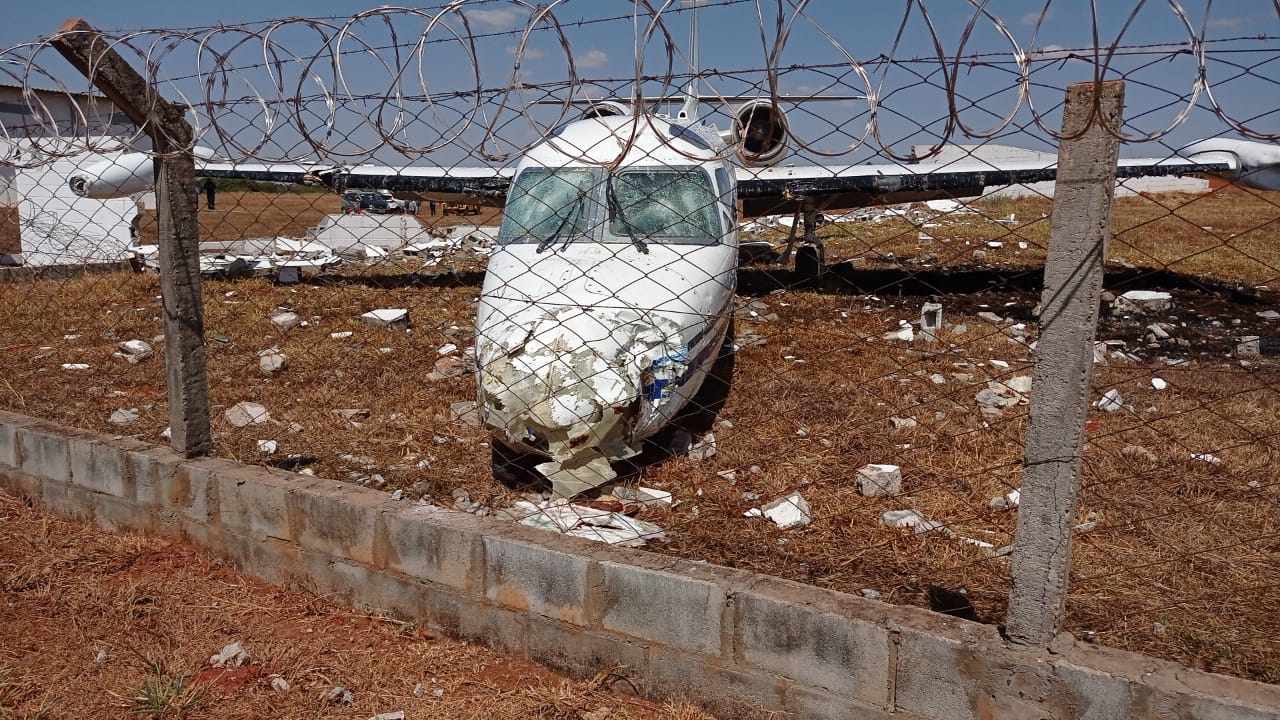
[678,0,702,122]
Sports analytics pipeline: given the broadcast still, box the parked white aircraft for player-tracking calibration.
[66,47,1280,498]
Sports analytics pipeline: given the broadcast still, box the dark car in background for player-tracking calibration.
[340,190,391,214]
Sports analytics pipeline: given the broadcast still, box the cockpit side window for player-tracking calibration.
[607,168,720,243]
[498,168,596,244]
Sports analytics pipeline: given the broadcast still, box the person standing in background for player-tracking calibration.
[203,178,216,210]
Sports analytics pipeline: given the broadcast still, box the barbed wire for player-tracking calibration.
[0,0,1274,167]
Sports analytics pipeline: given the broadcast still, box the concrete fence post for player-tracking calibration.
[51,18,212,457]
[1006,79,1124,645]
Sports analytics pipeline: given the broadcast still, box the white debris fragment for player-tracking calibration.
[109,408,140,425]
[270,311,301,330]
[390,489,405,501]
[688,432,717,460]
[258,348,286,375]
[1236,336,1261,357]
[94,649,109,664]
[929,373,947,385]
[889,417,918,431]
[1257,310,1280,321]
[1114,290,1172,314]
[1095,389,1124,412]
[758,492,812,529]
[209,642,250,668]
[226,401,270,427]
[437,342,458,355]
[330,331,353,339]
[987,489,1021,510]
[368,712,405,720]
[360,308,410,331]
[512,499,665,546]
[611,485,673,508]
[271,677,291,692]
[860,588,881,599]
[1122,445,1158,462]
[881,509,926,528]
[257,439,278,454]
[1190,452,1223,465]
[61,363,91,371]
[856,464,902,497]
[989,359,1010,369]
[113,339,154,364]
[1150,377,1168,391]
[884,325,915,342]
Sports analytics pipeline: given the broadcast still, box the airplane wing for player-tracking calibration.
[735,138,1280,216]
[201,163,514,208]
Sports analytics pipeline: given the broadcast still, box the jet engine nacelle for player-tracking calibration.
[70,147,216,199]
[727,99,789,167]
[580,100,632,120]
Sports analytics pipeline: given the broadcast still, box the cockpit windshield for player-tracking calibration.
[498,168,595,243]
[607,168,720,242]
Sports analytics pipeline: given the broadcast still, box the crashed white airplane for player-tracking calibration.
[68,66,1280,499]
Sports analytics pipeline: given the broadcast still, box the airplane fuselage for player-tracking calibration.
[475,115,738,496]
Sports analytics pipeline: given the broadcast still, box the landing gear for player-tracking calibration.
[777,205,824,279]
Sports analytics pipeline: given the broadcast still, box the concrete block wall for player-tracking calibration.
[1,409,1277,720]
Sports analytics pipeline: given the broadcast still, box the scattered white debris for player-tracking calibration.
[271,677,291,692]
[688,432,717,460]
[270,311,301,330]
[226,401,270,427]
[1095,389,1124,412]
[881,509,926,528]
[884,325,915,342]
[1236,336,1261,358]
[611,485,673,508]
[1190,452,1223,465]
[1114,290,1172,314]
[986,241,1004,249]
[1150,377,1168,391]
[756,492,812,529]
[368,712,405,720]
[209,642,250,668]
[889,416,918,431]
[333,409,371,422]
[94,649,109,664]
[989,359,1010,369]
[258,348,287,375]
[328,686,354,704]
[987,489,1021,510]
[1122,445,1158,462]
[512,499,665,547]
[361,308,410,331]
[1258,310,1280,321]
[61,363,90,371]
[113,339,154,364]
[108,408,140,425]
[330,331,354,339]
[860,588,881,599]
[930,373,947,384]
[856,464,902,497]
[257,439,278,454]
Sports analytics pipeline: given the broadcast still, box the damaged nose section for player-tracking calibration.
[479,306,687,497]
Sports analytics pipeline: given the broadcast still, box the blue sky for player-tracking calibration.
[0,1,1274,164]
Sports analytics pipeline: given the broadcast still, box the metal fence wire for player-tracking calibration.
[0,0,1277,685]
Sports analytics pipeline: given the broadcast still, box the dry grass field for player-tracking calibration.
[1,185,1278,685]
[0,492,714,720]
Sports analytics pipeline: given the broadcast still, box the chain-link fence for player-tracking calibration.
[0,1,1277,685]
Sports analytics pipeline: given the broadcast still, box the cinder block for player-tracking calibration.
[643,645,786,720]
[159,460,220,524]
[597,560,724,656]
[287,483,384,566]
[783,684,918,720]
[734,584,892,707]
[380,505,481,591]
[425,584,528,657]
[17,426,70,484]
[68,437,128,497]
[215,467,293,542]
[94,492,155,534]
[127,446,182,506]
[484,534,590,625]
[1049,659,1141,720]
[39,480,94,523]
[525,614,648,681]
[0,422,18,469]
[0,467,43,501]
[894,624,1055,720]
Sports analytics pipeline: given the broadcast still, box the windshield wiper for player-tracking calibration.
[536,189,588,254]
[605,174,649,255]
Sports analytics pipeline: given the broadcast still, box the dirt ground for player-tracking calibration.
[1,186,1278,684]
[0,492,713,720]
